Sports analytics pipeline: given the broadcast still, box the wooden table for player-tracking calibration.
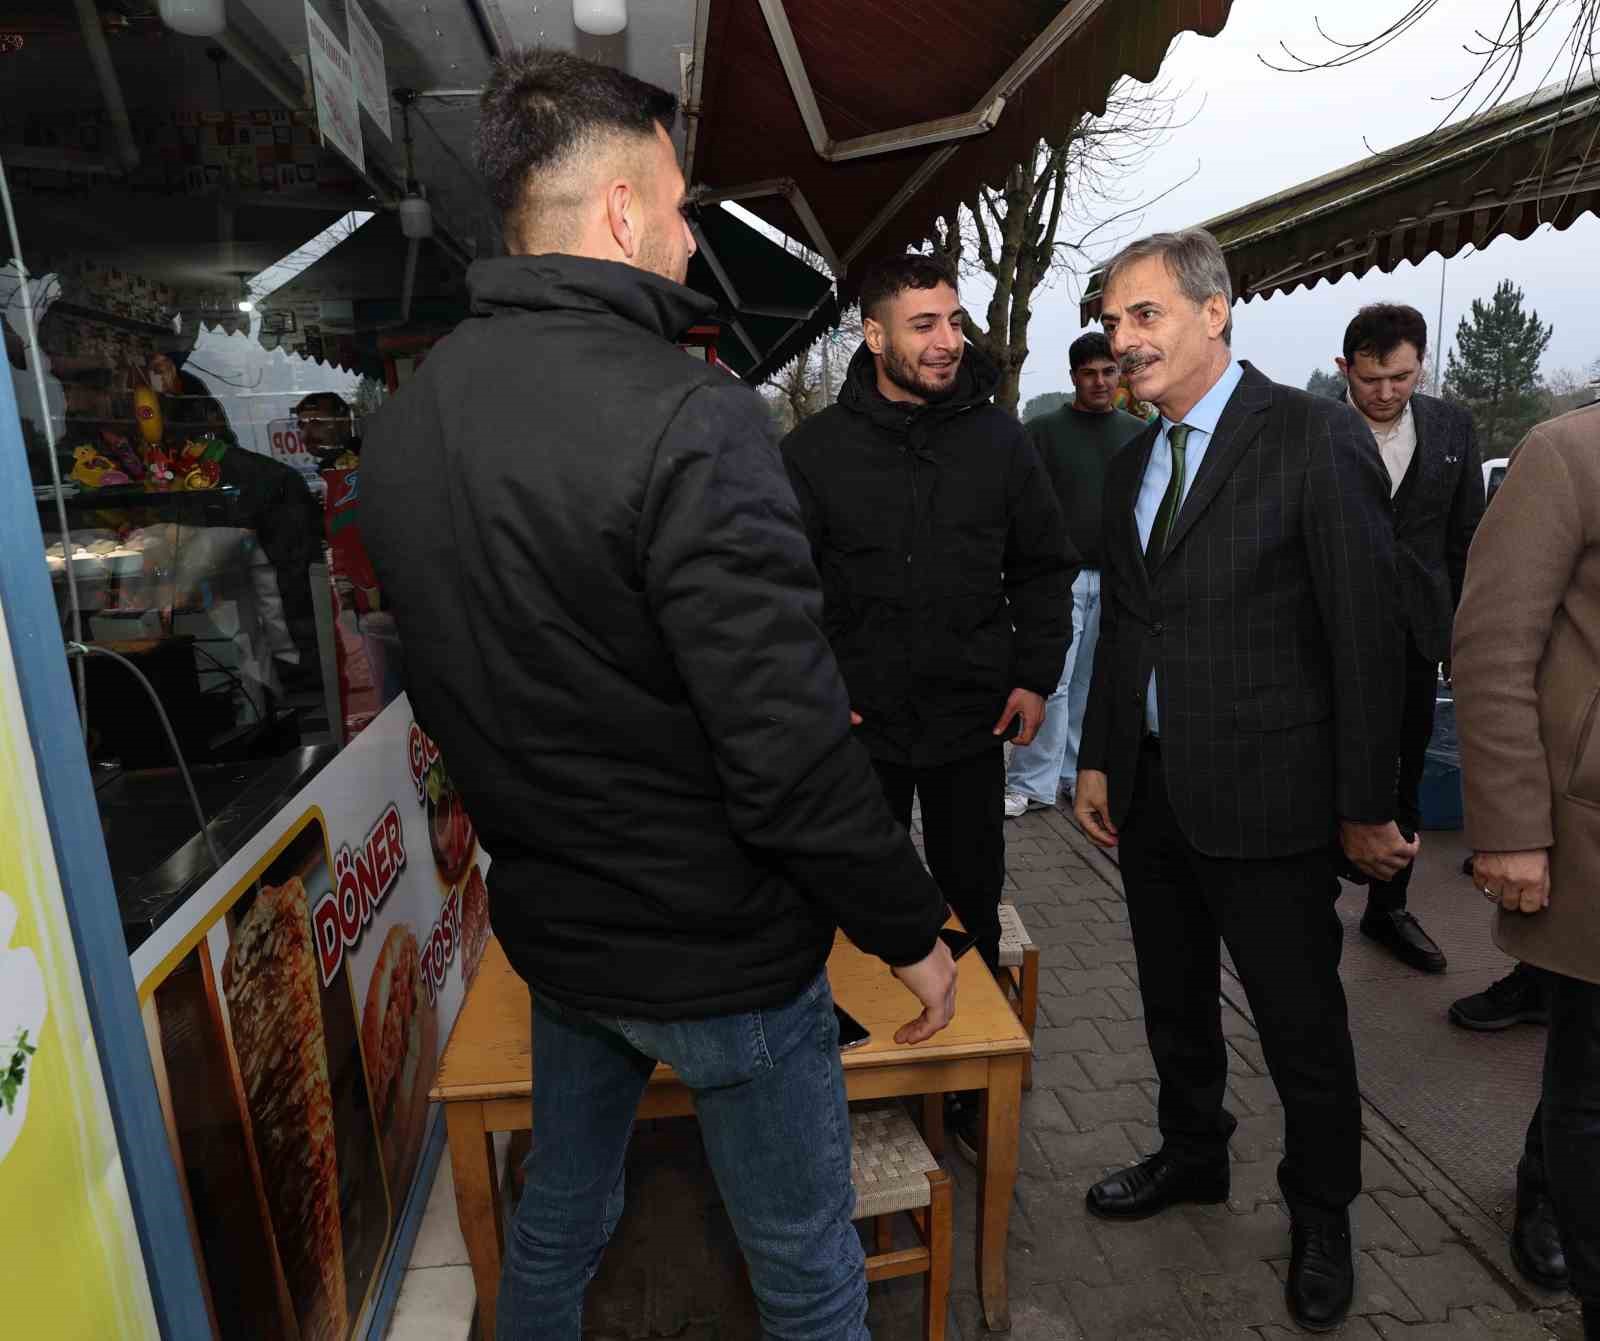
[431,935,1030,1336]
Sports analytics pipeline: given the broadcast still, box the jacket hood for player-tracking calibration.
[467,254,716,342]
[837,337,1001,429]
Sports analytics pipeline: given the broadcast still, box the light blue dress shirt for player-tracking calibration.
[1133,358,1244,734]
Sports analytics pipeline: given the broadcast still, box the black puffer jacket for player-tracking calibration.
[782,344,1074,768]
[361,256,945,1019]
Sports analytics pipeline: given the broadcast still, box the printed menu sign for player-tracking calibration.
[305,1,365,173]
[347,0,392,140]
[130,696,489,1340]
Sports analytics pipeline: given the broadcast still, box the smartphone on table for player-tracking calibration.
[938,925,980,960]
[834,1003,871,1051]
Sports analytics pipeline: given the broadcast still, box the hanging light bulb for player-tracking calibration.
[399,194,433,239]
[158,0,226,38]
[573,0,627,36]
[395,96,434,240]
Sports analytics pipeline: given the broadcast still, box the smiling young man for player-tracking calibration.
[782,255,1072,1155]
[1332,304,1485,975]
[1072,229,1411,1333]
[1005,331,1146,819]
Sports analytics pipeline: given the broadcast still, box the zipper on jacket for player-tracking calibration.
[905,443,921,754]
[906,445,917,568]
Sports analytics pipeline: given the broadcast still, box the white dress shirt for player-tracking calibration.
[1348,393,1417,498]
[1134,358,1245,733]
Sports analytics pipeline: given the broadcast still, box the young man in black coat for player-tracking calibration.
[783,255,1073,980]
[361,52,956,1341]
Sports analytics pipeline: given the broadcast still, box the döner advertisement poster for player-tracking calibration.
[129,696,490,1341]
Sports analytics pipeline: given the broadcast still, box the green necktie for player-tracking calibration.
[1145,422,1193,566]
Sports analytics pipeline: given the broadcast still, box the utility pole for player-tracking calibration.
[1432,256,1448,395]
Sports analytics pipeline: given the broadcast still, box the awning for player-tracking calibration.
[1080,72,1600,320]
[689,0,1237,305]
[86,1,1238,382]
[686,205,838,382]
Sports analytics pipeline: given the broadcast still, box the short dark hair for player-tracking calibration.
[1342,303,1428,365]
[476,49,678,239]
[293,392,347,418]
[1069,332,1114,371]
[858,253,958,323]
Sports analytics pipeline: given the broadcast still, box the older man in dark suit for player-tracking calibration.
[1332,304,1484,974]
[1073,229,1413,1333]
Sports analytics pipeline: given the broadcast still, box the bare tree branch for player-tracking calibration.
[925,75,1198,413]
[1262,2,1599,128]
[971,191,999,277]
[1031,149,1070,274]
[1259,2,1599,250]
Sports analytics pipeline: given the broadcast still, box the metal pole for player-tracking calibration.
[72,0,140,172]
[1433,256,1448,395]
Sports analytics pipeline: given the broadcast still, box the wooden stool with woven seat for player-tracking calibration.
[919,903,1041,1158]
[850,1106,952,1341]
[996,902,1040,1090]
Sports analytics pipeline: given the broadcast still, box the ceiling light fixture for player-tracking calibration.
[573,0,627,37]
[157,0,226,39]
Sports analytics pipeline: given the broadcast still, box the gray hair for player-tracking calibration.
[1103,228,1234,345]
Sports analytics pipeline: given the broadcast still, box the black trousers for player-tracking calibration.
[1524,970,1600,1308]
[1119,742,1362,1215]
[873,746,1004,971]
[1368,638,1441,913]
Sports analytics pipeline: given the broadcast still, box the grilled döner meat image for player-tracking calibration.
[223,878,348,1341]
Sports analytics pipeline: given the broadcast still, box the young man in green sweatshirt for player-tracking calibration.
[1005,332,1147,816]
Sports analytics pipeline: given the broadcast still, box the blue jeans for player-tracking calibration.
[497,969,867,1341]
[1007,568,1100,804]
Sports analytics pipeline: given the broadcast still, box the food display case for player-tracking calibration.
[1,5,476,1339]
[41,483,318,757]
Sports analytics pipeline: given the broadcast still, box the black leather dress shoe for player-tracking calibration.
[1287,1213,1354,1333]
[1084,1152,1228,1221]
[1361,909,1447,973]
[1511,1160,1571,1289]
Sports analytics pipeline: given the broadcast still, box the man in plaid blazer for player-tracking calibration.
[1072,229,1412,1334]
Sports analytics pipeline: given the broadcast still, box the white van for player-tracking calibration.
[1483,458,1508,504]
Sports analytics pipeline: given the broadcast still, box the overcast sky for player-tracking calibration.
[1014,0,1600,402]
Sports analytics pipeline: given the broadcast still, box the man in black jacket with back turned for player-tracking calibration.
[782,254,1074,976]
[361,51,954,1341]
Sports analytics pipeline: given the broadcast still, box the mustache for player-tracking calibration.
[1119,353,1160,375]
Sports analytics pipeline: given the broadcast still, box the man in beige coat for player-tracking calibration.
[1453,400,1600,1339]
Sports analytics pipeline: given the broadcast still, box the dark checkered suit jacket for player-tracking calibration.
[1396,393,1483,663]
[1078,362,1403,858]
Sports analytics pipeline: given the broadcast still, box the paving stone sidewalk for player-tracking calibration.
[905,802,1581,1341]
[575,801,1584,1340]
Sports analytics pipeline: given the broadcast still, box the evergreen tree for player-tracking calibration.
[1443,280,1553,456]
[1305,368,1346,399]
[1022,390,1072,422]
